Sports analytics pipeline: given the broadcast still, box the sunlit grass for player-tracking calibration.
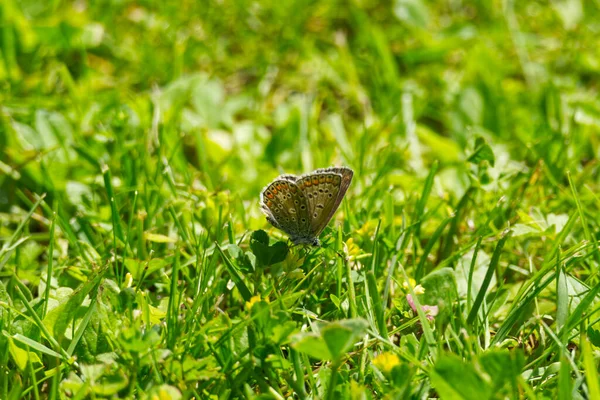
[2,0,600,398]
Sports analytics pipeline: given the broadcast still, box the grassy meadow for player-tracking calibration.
[2,0,600,398]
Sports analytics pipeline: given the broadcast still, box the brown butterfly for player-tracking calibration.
[260,167,353,246]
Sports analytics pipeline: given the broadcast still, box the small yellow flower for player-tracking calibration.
[123,273,133,289]
[158,389,171,400]
[345,238,361,256]
[373,352,401,374]
[151,386,181,400]
[414,284,425,295]
[402,279,425,295]
[245,295,268,310]
[402,279,416,289]
[356,220,377,237]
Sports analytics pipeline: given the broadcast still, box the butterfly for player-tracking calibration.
[260,167,354,246]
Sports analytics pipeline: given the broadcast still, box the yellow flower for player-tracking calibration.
[245,295,268,310]
[356,220,377,237]
[402,279,425,295]
[345,238,361,256]
[123,273,133,289]
[402,279,416,290]
[373,352,401,374]
[414,284,425,295]
[158,389,171,400]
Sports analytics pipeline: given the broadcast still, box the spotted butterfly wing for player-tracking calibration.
[261,167,353,245]
[297,167,353,238]
[260,178,311,240]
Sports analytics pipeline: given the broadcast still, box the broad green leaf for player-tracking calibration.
[271,321,297,345]
[91,370,129,396]
[391,363,413,392]
[43,265,108,341]
[588,326,600,347]
[467,137,495,167]
[421,267,458,316]
[8,337,31,370]
[556,268,568,330]
[292,333,331,360]
[478,349,524,390]
[430,355,492,400]
[250,230,289,267]
[292,319,368,362]
[6,336,42,371]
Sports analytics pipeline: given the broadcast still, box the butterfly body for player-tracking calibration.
[260,167,353,246]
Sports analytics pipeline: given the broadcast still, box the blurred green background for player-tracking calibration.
[2,0,600,397]
[2,0,599,211]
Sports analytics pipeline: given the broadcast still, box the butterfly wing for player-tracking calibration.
[297,167,353,237]
[260,177,311,239]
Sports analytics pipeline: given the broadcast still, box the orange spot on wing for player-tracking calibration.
[312,177,319,184]
[304,180,311,187]
[267,193,274,199]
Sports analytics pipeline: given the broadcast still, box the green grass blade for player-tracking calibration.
[582,335,600,398]
[366,271,388,338]
[467,231,510,327]
[215,243,252,302]
[415,214,454,281]
[9,333,62,359]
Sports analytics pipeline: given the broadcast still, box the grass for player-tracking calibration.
[2,0,600,398]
